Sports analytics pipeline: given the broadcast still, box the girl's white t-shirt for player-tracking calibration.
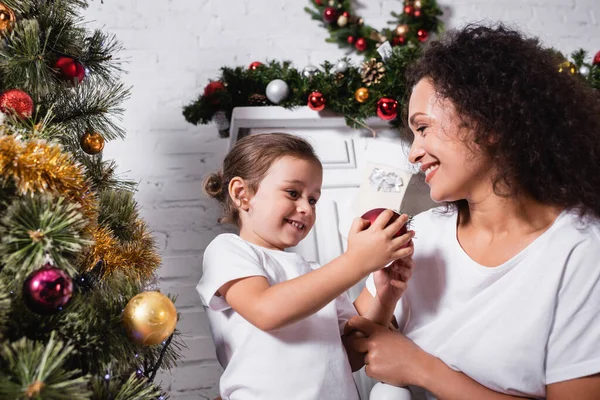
[197,233,360,400]
[367,207,600,399]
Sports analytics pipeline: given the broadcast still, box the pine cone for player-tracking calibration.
[361,58,386,87]
[248,93,268,106]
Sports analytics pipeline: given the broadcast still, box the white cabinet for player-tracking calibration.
[229,106,436,399]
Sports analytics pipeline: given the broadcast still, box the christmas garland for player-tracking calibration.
[304,0,443,58]
[183,3,600,137]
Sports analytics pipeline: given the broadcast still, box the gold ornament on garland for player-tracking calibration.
[0,2,16,34]
[361,58,386,86]
[558,61,577,74]
[354,87,370,103]
[80,131,105,155]
[122,291,178,346]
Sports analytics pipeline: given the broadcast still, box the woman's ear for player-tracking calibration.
[229,177,250,211]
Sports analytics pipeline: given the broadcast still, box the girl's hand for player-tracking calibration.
[346,211,414,274]
[374,251,415,308]
[346,316,432,387]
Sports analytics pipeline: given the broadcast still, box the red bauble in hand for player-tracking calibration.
[308,91,326,111]
[361,208,408,239]
[0,89,33,118]
[593,51,600,66]
[23,263,73,314]
[54,56,86,83]
[355,38,367,52]
[377,97,399,120]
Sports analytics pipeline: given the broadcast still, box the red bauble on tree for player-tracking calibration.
[361,208,407,239]
[323,7,337,23]
[23,263,73,315]
[355,37,367,52]
[203,81,225,97]
[593,51,600,66]
[314,0,323,5]
[377,97,399,120]
[54,56,86,83]
[417,29,429,42]
[308,91,326,111]
[404,5,414,15]
[347,36,356,45]
[249,61,263,71]
[0,89,33,118]
[392,36,406,46]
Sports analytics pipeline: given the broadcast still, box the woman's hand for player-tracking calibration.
[346,316,432,387]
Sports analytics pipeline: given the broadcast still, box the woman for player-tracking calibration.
[351,24,600,399]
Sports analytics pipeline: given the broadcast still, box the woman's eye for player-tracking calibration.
[286,190,298,198]
[309,198,318,205]
[416,126,427,136]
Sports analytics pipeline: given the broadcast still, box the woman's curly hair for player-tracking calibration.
[404,23,600,218]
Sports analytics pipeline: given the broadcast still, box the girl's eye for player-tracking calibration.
[286,190,298,198]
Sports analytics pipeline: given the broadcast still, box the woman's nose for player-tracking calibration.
[408,139,425,164]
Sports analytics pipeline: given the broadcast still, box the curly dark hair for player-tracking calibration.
[404,23,600,218]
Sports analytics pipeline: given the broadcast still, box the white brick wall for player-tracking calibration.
[83,1,600,398]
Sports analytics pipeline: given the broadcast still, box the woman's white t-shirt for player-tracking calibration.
[367,207,600,399]
[197,233,360,400]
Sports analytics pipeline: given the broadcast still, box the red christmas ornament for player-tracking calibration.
[0,89,33,118]
[417,29,429,42]
[308,91,326,111]
[249,61,263,71]
[23,264,73,315]
[377,97,399,120]
[342,11,350,18]
[203,81,225,97]
[54,56,85,83]
[323,7,337,23]
[361,208,408,239]
[314,0,323,5]
[392,36,406,46]
[593,51,600,66]
[414,9,422,17]
[347,36,356,45]
[355,37,367,52]
[404,5,414,15]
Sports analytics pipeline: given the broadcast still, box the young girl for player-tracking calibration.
[196,132,414,400]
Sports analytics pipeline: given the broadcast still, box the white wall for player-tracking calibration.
[83,1,600,398]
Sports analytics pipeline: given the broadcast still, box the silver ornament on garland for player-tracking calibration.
[213,110,230,138]
[335,60,348,73]
[302,65,320,79]
[579,65,590,76]
[265,79,290,104]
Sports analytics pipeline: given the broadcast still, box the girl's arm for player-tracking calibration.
[222,212,413,331]
[354,284,398,329]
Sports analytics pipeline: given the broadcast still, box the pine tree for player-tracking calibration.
[0,1,183,398]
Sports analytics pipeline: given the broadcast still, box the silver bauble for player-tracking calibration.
[265,79,290,104]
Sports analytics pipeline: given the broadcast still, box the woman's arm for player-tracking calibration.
[546,374,600,400]
[347,316,529,400]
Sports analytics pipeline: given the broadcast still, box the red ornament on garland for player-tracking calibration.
[23,263,73,315]
[414,9,422,17]
[593,51,600,66]
[377,97,399,121]
[417,29,429,42]
[203,81,225,97]
[323,7,337,23]
[54,56,86,83]
[249,61,263,71]
[314,0,323,5]
[392,36,406,46]
[404,5,414,15]
[0,89,33,118]
[355,37,367,52]
[308,91,326,111]
[347,36,356,45]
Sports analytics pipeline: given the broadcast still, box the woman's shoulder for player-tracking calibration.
[559,209,600,243]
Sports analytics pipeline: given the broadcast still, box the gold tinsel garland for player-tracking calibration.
[0,135,97,223]
[83,221,161,282]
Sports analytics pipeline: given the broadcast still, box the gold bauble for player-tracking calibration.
[557,61,576,75]
[122,291,177,346]
[395,24,409,36]
[0,3,15,34]
[80,131,105,155]
[355,87,369,103]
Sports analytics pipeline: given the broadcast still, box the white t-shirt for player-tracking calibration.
[197,233,360,400]
[367,207,600,399]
